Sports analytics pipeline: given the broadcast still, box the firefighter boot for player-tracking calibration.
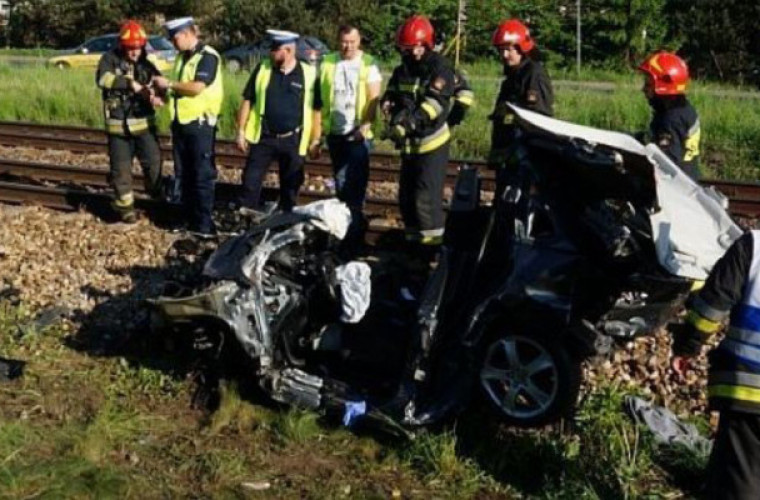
[111,193,137,224]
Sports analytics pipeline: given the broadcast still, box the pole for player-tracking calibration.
[455,0,464,68]
[576,0,581,75]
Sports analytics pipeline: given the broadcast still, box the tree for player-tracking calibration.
[580,0,670,69]
[667,0,760,84]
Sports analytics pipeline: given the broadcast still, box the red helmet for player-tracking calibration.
[638,52,690,95]
[396,15,434,50]
[119,20,147,50]
[492,19,534,53]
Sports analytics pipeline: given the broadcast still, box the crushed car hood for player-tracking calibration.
[511,104,742,280]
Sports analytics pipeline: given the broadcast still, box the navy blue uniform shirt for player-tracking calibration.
[243,62,322,134]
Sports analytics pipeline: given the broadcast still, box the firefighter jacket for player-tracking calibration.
[490,58,554,155]
[383,51,455,155]
[448,68,474,127]
[675,231,760,414]
[96,49,161,136]
[649,96,700,179]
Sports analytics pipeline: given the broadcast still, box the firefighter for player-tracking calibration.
[639,52,701,180]
[670,230,760,499]
[95,19,163,223]
[153,17,223,236]
[488,19,554,168]
[448,68,474,127]
[381,15,455,250]
[236,30,322,213]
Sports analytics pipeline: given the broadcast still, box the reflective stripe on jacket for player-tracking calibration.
[320,52,374,139]
[244,60,316,156]
[96,49,159,136]
[685,231,760,413]
[169,45,223,125]
[383,51,455,155]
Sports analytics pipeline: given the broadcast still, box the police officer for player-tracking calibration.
[670,230,760,499]
[95,20,163,223]
[236,30,322,213]
[153,17,223,236]
[639,52,701,180]
[488,19,554,167]
[381,15,455,249]
[319,24,382,250]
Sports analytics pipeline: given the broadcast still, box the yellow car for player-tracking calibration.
[47,34,177,72]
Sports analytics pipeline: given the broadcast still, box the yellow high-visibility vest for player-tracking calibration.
[319,52,375,139]
[244,59,316,156]
[169,45,224,125]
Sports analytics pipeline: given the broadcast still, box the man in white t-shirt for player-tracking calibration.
[319,25,382,252]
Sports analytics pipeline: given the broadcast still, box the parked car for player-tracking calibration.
[149,105,740,431]
[47,34,177,72]
[222,36,329,73]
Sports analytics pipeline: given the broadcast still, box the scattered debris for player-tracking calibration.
[624,395,712,455]
[240,480,271,492]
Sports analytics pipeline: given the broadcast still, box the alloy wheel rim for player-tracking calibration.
[480,335,559,419]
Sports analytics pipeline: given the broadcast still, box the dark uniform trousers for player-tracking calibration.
[706,411,760,500]
[399,142,450,239]
[171,120,217,233]
[240,132,304,212]
[107,130,162,199]
[327,134,371,248]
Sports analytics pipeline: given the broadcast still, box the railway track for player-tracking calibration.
[0,121,496,189]
[0,158,398,215]
[1,121,760,218]
[0,158,399,243]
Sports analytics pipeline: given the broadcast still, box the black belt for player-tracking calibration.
[263,127,301,139]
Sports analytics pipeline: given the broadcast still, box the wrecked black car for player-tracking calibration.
[149,106,740,430]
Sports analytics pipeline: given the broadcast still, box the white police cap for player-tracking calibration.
[164,17,195,38]
[266,29,299,45]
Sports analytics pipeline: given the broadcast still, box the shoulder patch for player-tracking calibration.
[526,89,539,103]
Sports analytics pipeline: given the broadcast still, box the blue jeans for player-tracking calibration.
[326,134,371,211]
[327,134,371,252]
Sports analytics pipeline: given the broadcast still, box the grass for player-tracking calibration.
[0,297,711,498]
[1,60,759,179]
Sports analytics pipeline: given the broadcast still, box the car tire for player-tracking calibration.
[226,58,241,74]
[54,62,70,70]
[478,325,582,427]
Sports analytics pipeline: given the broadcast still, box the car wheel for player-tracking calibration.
[226,58,241,73]
[54,62,70,70]
[479,328,582,427]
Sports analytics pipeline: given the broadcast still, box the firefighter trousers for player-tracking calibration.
[399,142,450,245]
[107,131,162,201]
[706,410,760,500]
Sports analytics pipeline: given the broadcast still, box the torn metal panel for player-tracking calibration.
[511,103,740,280]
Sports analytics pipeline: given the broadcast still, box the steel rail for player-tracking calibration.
[3,121,760,215]
[0,121,497,188]
[0,158,399,217]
